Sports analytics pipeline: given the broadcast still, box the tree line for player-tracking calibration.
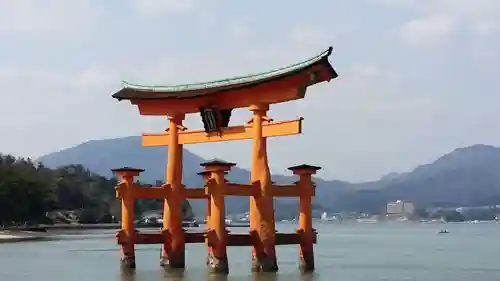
[0,154,193,227]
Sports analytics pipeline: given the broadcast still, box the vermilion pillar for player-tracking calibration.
[198,171,213,266]
[161,114,186,269]
[112,167,144,270]
[249,104,278,272]
[288,164,321,272]
[201,160,234,274]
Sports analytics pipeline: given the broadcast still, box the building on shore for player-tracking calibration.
[386,200,415,217]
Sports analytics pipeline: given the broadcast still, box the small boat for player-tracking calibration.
[356,218,378,223]
[182,220,199,227]
[438,229,449,234]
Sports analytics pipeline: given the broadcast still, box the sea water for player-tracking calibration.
[1,222,499,281]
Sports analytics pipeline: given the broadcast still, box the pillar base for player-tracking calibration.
[120,256,136,270]
[299,250,315,272]
[207,253,229,274]
[160,252,185,270]
[251,255,279,272]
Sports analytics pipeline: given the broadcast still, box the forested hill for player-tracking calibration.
[0,154,194,227]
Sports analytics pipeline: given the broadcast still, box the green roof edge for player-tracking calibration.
[121,47,333,93]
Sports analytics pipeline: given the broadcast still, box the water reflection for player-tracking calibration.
[163,269,185,281]
[206,272,228,281]
[120,271,136,281]
[118,271,317,281]
[250,272,278,281]
[298,272,317,281]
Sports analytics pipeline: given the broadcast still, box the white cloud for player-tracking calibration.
[370,0,419,8]
[474,21,500,38]
[0,0,97,36]
[228,24,250,42]
[431,0,500,39]
[0,0,498,182]
[132,0,197,17]
[347,64,397,81]
[289,24,329,49]
[382,0,500,48]
[0,63,134,157]
[400,17,457,48]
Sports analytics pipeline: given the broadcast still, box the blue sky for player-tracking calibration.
[0,0,499,182]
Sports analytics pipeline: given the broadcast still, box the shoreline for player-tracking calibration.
[0,222,250,232]
[0,222,250,244]
[0,223,169,232]
[0,231,50,244]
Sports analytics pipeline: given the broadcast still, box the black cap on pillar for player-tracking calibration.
[200,159,236,172]
[111,167,145,178]
[287,164,321,175]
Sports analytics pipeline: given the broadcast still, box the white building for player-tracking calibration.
[386,200,415,216]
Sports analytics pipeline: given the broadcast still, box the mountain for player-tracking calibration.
[375,144,500,208]
[38,136,337,218]
[379,172,405,182]
[39,138,500,216]
[326,144,500,213]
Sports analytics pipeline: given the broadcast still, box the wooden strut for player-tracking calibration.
[116,182,311,201]
[142,118,303,146]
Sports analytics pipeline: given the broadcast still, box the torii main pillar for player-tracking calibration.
[160,114,186,269]
[249,103,278,272]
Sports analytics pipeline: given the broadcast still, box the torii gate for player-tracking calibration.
[111,47,338,274]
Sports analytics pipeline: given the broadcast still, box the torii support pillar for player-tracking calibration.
[198,171,213,266]
[288,164,321,272]
[201,160,235,274]
[112,167,145,270]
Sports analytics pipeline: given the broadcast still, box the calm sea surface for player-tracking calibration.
[1,222,499,281]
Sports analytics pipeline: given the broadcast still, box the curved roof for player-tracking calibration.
[113,46,336,101]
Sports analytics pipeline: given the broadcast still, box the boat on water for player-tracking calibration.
[356,218,378,223]
[136,217,199,228]
[320,212,333,222]
[224,218,250,227]
[438,229,449,234]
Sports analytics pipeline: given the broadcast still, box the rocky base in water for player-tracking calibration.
[120,256,136,270]
[206,253,229,274]
[251,255,279,272]
[299,251,315,272]
[160,254,185,270]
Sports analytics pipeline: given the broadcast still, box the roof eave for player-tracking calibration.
[112,46,337,101]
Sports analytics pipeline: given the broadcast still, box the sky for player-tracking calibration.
[0,0,499,183]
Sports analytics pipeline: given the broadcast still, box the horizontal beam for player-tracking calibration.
[276,232,317,245]
[118,232,206,244]
[184,188,207,199]
[134,233,163,244]
[133,186,169,199]
[142,118,302,146]
[117,231,317,246]
[225,183,257,196]
[117,183,314,201]
[221,233,317,246]
[271,185,300,197]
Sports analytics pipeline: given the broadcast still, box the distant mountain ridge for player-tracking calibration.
[39,138,500,216]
